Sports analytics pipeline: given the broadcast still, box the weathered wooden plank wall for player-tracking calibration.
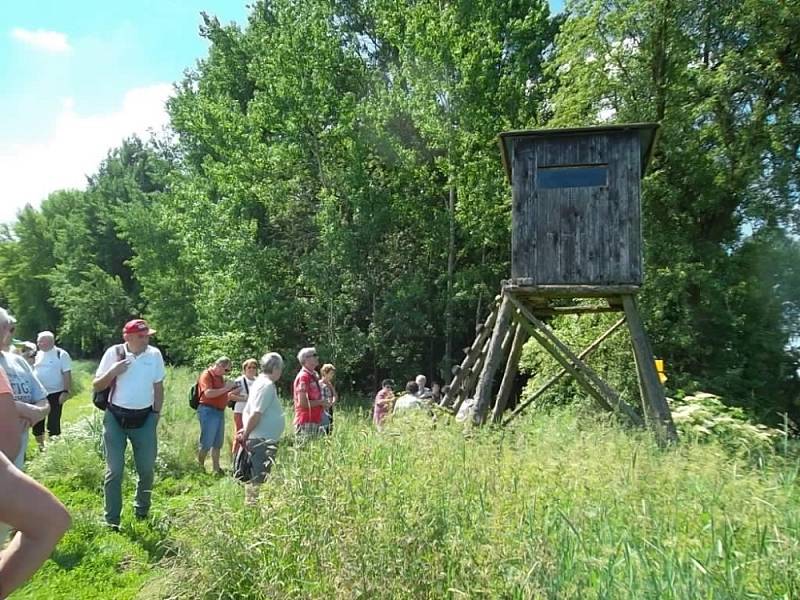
[510,131,643,287]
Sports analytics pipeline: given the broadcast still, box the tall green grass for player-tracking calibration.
[12,366,800,599]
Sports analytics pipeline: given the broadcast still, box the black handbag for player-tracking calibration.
[92,387,112,411]
[93,344,126,411]
[233,445,252,482]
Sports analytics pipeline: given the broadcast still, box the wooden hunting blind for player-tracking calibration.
[441,123,678,445]
[501,123,657,288]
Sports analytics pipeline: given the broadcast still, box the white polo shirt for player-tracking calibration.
[96,344,166,410]
[34,347,72,394]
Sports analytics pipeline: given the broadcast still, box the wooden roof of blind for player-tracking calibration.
[498,123,660,182]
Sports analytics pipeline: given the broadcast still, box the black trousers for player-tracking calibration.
[32,392,64,437]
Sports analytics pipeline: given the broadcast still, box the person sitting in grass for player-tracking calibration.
[236,352,285,507]
[393,381,425,413]
[373,379,395,430]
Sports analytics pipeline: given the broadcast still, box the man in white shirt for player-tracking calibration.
[33,331,72,448]
[93,319,165,529]
[394,381,425,413]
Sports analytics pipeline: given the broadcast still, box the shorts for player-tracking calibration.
[295,422,323,440]
[197,404,224,451]
[248,439,278,484]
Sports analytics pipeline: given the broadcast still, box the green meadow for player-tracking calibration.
[11,363,800,599]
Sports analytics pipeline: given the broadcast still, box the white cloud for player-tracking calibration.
[0,83,173,224]
[11,28,72,53]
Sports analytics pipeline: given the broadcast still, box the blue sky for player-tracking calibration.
[1,1,564,224]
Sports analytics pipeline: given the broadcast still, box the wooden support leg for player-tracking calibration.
[472,294,515,425]
[491,323,528,423]
[502,317,626,426]
[508,294,644,428]
[621,295,679,445]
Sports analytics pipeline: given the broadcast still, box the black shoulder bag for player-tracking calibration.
[93,345,125,411]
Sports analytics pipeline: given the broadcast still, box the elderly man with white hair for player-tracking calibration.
[415,374,432,400]
[236,352,285,506]
[292,346,326,440]
[32,330,72,448]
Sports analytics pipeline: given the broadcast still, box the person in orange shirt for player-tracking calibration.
[196,356,239,475]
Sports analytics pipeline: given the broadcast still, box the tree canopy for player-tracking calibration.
[1,0,797,420]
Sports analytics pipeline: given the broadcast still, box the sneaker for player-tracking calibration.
[105,522,121,532]
[135,513,149,521]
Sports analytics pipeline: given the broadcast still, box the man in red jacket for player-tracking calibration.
[293,347,326,441]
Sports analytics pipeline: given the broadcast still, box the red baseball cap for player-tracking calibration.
[123,319,156,335]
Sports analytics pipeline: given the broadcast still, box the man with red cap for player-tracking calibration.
[93,318,165,530]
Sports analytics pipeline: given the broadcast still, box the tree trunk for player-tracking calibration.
[444,183,456,383]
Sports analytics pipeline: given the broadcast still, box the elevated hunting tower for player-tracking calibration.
[442,124,677,445]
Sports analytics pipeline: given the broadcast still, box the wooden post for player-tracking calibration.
[508,294,644,427]
[491,323,528,423]
[502,317,626,425]
[472,294,514,425]
[621,295,678,445]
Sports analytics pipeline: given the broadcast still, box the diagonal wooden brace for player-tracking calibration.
[502,317,626,425]
[507,294,644,427]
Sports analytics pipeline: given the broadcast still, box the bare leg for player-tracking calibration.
[0,453,70,599]
[211,448,221,473]
[197,450,207,470]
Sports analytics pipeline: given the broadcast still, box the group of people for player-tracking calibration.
[192,347,338,505]
[372,374,442,430]
[0,306,445,594]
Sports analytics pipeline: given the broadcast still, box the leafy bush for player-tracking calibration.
[670,392,783,456]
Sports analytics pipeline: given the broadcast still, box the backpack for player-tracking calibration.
[189,372,204,410]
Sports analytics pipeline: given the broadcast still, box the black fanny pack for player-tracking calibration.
[108,404,152,429]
